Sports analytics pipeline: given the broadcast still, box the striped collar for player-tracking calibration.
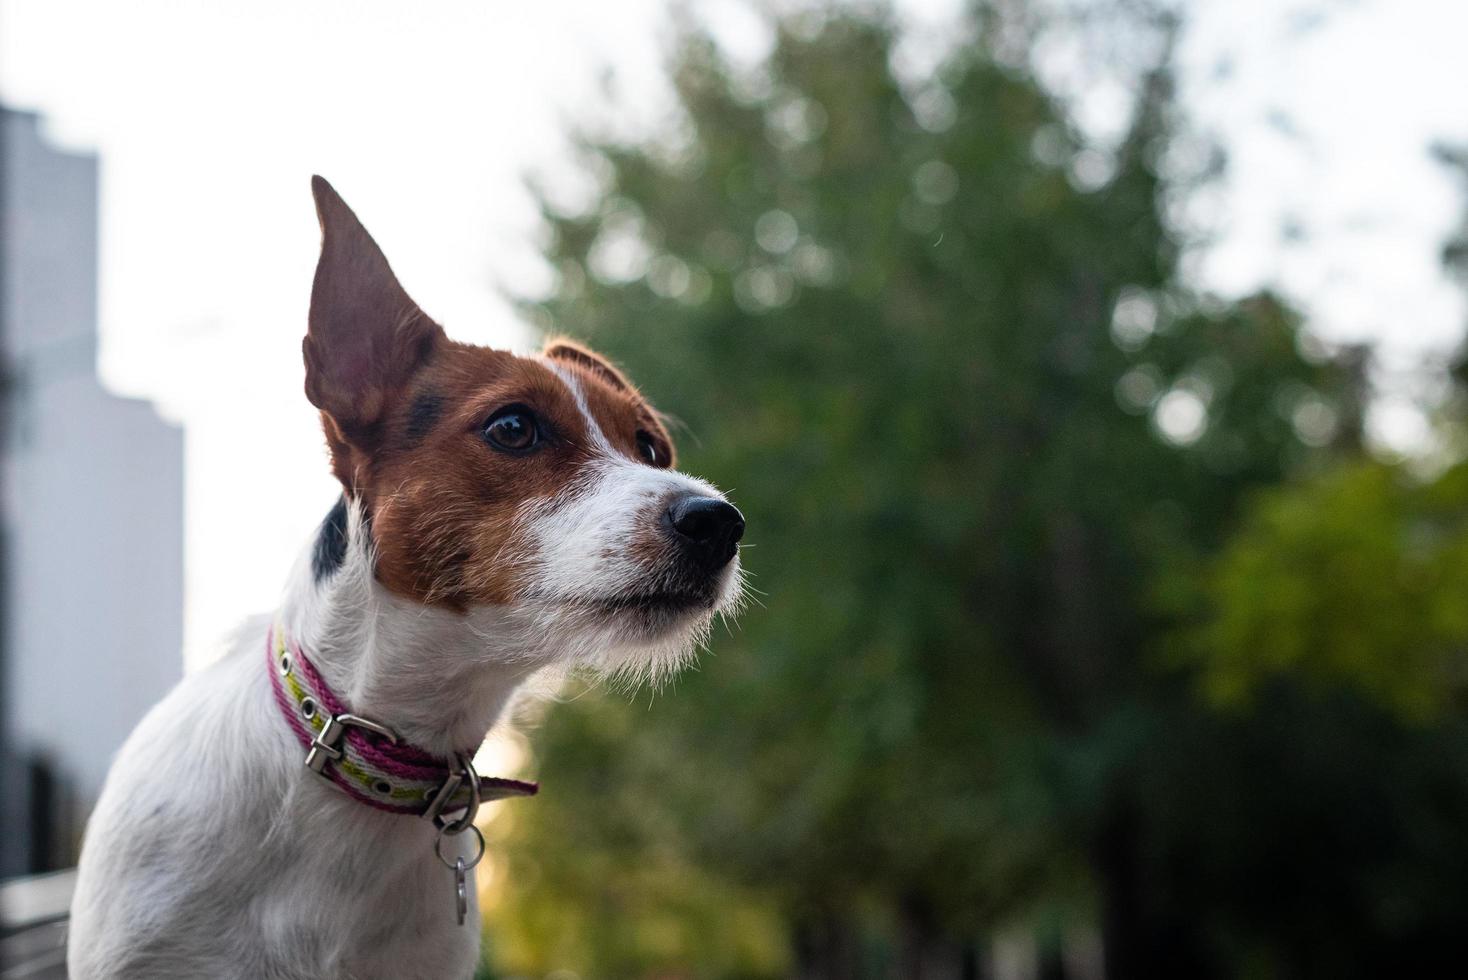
[266,625,537,825]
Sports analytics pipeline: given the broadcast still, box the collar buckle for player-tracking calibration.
[304,711,400,775]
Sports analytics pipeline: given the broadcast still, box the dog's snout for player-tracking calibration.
[666,495,745,571]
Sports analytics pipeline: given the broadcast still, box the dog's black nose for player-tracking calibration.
[666,495,745,571]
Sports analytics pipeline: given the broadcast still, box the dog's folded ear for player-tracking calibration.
[304,176,445,442]
[542,338,634,394]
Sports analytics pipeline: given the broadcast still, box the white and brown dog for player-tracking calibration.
[67,178,745,979]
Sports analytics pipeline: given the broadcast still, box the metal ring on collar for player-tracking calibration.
[437,752,482,836]
[435,822,485,871]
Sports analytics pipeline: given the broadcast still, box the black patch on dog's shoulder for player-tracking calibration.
[312,496,350,583]
[405,393,444,446]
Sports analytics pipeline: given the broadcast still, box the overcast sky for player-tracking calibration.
[2,0,1465,666]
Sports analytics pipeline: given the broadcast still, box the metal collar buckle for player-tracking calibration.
[423,752,481,832]
[303,711,400,775]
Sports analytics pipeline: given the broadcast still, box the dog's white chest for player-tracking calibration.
[68,634,483,980]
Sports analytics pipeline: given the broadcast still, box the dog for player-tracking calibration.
[67,177,745,979]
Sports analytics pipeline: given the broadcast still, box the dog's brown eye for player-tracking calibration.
[484,406,539,453]
[635,430,662,466]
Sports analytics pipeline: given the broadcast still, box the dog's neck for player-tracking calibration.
[274,496,538,759]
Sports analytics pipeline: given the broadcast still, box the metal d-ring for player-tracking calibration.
[427,752,482,834]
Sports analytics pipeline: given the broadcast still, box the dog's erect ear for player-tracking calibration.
[304,176,445,441]
[543,338,634,394]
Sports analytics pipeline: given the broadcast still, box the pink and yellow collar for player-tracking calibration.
[266,625,537,824]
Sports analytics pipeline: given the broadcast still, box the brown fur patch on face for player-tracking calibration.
[327,336,678,610]
[354,342,600,608]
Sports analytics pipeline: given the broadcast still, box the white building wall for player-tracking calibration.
[1,109,184,874]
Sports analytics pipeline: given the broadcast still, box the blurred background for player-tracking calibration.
[4,0,1468,977]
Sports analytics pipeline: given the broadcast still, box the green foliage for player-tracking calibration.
[1183,463,1468,721]
[485,687,791,978]
[484,4,1402,976]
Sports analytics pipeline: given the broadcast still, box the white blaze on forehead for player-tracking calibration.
[541,358,615,455]
[521,457,722,600]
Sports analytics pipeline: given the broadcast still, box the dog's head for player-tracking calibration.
[303,177,744,677]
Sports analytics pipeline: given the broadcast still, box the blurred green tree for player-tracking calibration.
[1181,462,1468,722]
[1105,141,1468,977]
[1145,458,1468,976]
[489,4,1373,977]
